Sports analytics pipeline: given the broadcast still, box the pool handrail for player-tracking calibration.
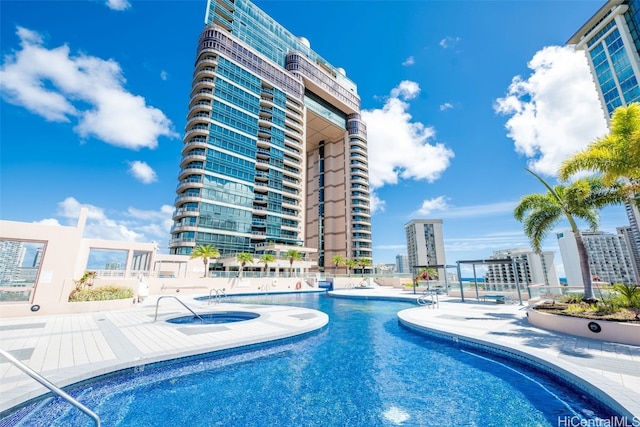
[153,296,204,323]
[0,347,101,426]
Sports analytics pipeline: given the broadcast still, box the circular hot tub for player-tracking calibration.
[167,311,260,325]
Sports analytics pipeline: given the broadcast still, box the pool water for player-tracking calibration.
[2,293,617,426]
[166,311,260,324]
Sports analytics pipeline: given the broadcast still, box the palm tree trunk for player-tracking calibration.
[574,231,596,301]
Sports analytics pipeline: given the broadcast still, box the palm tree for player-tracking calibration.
[190,244,220,278]
[514,169,624,302]
[345,259,357,277]
[258,254,275,276]
[285,249,302,277]
[558,103,640,201]
[236,252,254,279]
[356,258,371,276]
[331,255,345,276]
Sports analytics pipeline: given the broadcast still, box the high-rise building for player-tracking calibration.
[395,254,409,274]
[567,0,640,281]
[170,0,372,273]
[404,220,446,277]
[567,0,640,118]
[484,248,559,287]
[557,230,637,286]
[617,226,640,279]
[0,240,24,284]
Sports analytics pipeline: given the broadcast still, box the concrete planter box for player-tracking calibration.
[67,298,135,314]
[527,308,640,346]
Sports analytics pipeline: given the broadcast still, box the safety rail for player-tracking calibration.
[153,296,204,323]
[208,288,227,305]
[0,347,101,426]
[417,290,439,309]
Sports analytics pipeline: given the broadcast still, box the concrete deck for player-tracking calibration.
[1,286,639,420]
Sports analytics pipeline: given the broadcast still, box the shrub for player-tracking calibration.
[69,285,133,302]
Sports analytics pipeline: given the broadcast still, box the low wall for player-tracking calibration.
[527,309,640,346]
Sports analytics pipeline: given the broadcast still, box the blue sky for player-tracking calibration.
[0,0,630,277]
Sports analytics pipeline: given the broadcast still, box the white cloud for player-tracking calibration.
[129,160,158,184]
[0,27,177,150]
[106,0,131,11]
[390,80,420,100]
[402,56,415,66]
[439,102,453,111]
[411,198,518,220]
[494,45,608,176]
[160,70,168,81]
[362,81,455,189]
[413,196,449,216]
[34,218,61,226]
[439,36,460,49]
[369,192,386,214]
[52,197,173,247]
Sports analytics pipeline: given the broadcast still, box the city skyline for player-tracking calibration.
[0,0,631,277]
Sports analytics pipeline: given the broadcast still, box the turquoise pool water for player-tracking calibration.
[2,293,616,426]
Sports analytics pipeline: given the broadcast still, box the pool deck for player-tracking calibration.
[1,286,639,419]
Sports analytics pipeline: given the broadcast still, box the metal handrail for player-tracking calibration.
[0,347,101,426]
[153,296,204,323]
[208,288,227,305]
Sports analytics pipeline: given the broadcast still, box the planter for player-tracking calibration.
[67,298,135,314]
[527,308,640,346]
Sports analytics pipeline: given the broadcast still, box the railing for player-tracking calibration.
[208,288,227,305]
[153,296,204,323]
[0,347,101,426]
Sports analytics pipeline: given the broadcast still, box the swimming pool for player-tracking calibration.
[166,311,260,325]
[2,293,616,426]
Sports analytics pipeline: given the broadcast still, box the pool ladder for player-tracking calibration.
[208,288,227,305]
[153,296,204,323]
[417,290,439,309]
[0,347,101,426]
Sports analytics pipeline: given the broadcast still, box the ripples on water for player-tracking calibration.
[3,293,617,426]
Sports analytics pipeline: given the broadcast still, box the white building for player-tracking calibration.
[404,219,446,277]
[484,248,559,287]
[557,230,637,286]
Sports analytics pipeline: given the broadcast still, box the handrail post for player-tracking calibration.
[0,347,101,426]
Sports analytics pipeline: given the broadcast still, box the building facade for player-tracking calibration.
[395,254,409,274]
[567,0,640,117]
[567,0,640,283]
[484,248,559,287]
[170,0,373,272]
[404,220,446,277]
[557,230,637,286]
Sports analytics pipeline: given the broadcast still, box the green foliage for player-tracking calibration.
[190,244,220,278]
[69,285,133,302]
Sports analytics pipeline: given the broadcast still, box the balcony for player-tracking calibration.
[172,207,200,220]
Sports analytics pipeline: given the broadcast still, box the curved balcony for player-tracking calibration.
[186,115,210,129]
[259,97,273,107]
[170,223,199,234]
[174,194,201,205]
[350,168,368,179]
[191,89,214,103]
[257,137,271,149]
[193,68,216,81]
[188,102,212,117]
[253,206,268,216]
[168,237,196,248]
[351,216,370,224]
[176,179,203,193]
[172,207,199,220]
[191,77,215,93]
[184,127,209,139]
[258,127,271,138]
[284,125,302,139]
[182,139,208,152]
[255,159,270,170]
[187,108,210,120]
[178,166,205,181]
[179,153,206,168]
[194,57,217,73]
